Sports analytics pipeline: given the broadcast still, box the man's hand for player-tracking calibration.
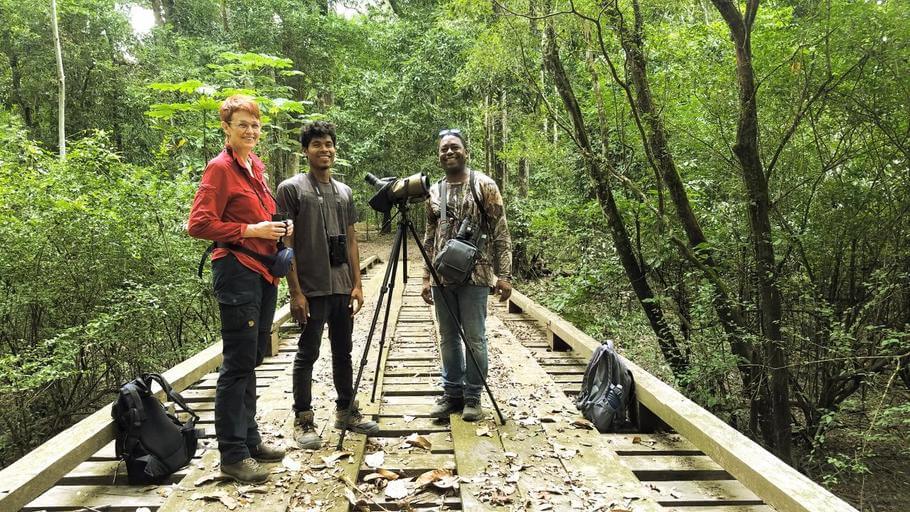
[421,278,434,305]
[290,293,309,325]
[495,279,512,302]
[349,286,364,315]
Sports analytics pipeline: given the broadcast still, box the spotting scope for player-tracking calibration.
[365,172,431,213]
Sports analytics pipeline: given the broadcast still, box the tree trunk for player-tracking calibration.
[711,0,791,462]
[150,0,164,25]
[518,157,529,198]
[49,0,65,159]
[220,0,229,32]
[543,23,688,378]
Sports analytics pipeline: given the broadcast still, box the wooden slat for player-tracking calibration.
[24,485,164,511]
[507,290,858,512]
[643,480,764,505]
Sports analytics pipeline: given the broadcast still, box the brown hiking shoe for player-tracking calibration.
[220,457,269,483]
[335,400,379,435]
[295,410,322,449]
[249,442,285,462]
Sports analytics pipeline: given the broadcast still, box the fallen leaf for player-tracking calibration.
[404,433,432,450]
[384,478,412,499]
[302,474,318,484]
[344,488,358,506]
[539,416,558,423]
[476,426,491,437]
[402,415,416,423]
[282,456,301,471]
[377,468,400,480]
[631,436,642,444]
[364,451,385,468]
[434,475,459,489]
[415,468,453,487]
[194,473,220,486]
[219,495,238,510]
[321,450,353,466]
[189,490,228,502]
[237,485,268,495]
[571,418,595,430]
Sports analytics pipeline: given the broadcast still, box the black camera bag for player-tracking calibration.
[111,373,200,484]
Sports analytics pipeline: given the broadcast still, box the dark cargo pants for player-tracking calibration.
[292,294,355,412]
[212,253,277,465]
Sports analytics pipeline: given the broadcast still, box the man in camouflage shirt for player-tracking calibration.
[421,129,513,421]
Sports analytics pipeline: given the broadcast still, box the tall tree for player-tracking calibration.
[49,0,65,158]
[709,0,790,461]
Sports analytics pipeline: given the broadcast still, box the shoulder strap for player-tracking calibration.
[145,373,199,421]
[469,171,490,232]
[440,181,448,222]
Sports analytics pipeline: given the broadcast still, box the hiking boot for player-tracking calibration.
[462,397,483,422]
[220,457,269,483]
[295,410,322,450]
[249,442,285,462]
[430,395,464,419]
[335,400,380,435]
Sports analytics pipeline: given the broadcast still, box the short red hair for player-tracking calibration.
[219,95,261,123]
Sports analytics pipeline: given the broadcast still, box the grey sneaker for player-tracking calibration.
[220,457,269,483]
[335,400,380,435]
[295,410,322,449]
[249,442,285,462]
[462,397,483,422]
[430,395,464,419]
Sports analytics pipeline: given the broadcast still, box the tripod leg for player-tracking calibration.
[337,222,404,450]
[370,222,403,401]
[405,220,506,425]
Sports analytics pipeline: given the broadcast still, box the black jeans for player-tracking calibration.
[212,253,277,465]
[292,294,354,412]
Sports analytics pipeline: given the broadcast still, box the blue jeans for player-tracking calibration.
[432,285,489,400]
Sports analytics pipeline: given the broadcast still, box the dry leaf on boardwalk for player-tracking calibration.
[384,478,413,499]
[364,450,385,468]
[237,485,268,495]
[189,490,238,510]
[571,418,595,430]
[415,468,453,487]
[321,450,353,466]
[282,456,301,471]
[402,415,416,423]
[404,432,432,450]
[475,426,491,437]
[194,473,221,486]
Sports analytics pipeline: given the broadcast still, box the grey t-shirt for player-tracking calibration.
[276,173,358,298]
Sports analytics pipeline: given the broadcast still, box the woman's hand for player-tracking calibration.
[244,220,290,240]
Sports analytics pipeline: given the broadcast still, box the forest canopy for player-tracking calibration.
[0,0,907,508]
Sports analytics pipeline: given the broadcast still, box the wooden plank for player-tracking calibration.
[507,290,857,512]
[623,454,732,481]
[601,433,701,454]
[450,416,509,511]
[376,417,450,436]
[485,313,663,511]
[24,485,165,511]
[642,480,763,505]
[56,460,186,485]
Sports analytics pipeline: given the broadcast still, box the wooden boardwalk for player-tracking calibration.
[1,258,858,512]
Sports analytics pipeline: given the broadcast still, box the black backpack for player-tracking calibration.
[111,373,200,484]
[575,341,638,432]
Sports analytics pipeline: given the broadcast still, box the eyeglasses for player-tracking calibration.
[231,122,262,132]
[438,128,462,138]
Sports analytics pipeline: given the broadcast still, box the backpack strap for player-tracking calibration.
[144,373,199,421]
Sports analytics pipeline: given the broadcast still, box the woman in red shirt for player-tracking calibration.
[187,95,290,483]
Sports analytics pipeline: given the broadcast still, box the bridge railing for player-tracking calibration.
[0,256,380,512]
[506,289,858,512]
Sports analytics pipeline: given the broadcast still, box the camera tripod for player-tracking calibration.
[337,201,505,449]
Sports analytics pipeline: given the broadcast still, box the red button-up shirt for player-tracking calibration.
[188,146,279,285]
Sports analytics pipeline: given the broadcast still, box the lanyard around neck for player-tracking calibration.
[308,173,346,237]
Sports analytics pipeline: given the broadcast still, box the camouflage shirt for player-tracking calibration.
[422,169,513,287]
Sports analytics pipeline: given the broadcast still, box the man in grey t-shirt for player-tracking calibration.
[276,121,378,449]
